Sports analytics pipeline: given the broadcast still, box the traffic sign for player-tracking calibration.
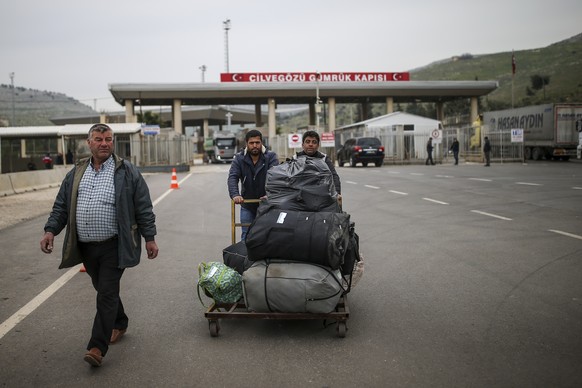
[321,132,335,147]
[431,129,442,144]
[288,133,302,148]
[511,128,524,143]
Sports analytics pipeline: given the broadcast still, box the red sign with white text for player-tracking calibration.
[220,72,409,83]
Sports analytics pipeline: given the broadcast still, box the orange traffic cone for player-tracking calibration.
[170,168,179,189]
[80,265,86,272]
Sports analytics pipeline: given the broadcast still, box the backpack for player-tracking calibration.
[197,261,243,306]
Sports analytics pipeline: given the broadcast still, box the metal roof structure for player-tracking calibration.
[50,105,267,127]
[109,81,499,106]
[0,123,143,138]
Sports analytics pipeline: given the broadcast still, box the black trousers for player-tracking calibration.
[79,238,128,356]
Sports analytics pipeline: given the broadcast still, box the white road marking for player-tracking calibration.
[436,175,453,178]
[410,173,424,176]
[469,178,492,182]
[471,210,512,221]
[389,190,408,195]
[573,187,582,190]
[365,185,380,189]
[548,229,582,241]
[423,198,449,205]
[0,177,182,340]
[0,266,79,339]
[345,181,358,185]
[516,182,542,186]
[388,171,401,174]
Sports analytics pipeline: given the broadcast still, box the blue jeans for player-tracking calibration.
[240,206,255,241]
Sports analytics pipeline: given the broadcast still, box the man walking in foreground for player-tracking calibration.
[40,123,159,367]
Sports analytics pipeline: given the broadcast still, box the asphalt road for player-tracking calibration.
[0,161,581,387]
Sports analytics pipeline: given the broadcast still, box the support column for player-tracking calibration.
[328,97,336,131]
[436,102,445,122]
[172,99,183,134]
[268,98,276,140]
[386,97,394,114]
[203,119,210,138]
[361,102,369,121]
[124,100,137,123]
[470,97,478,124]
[255,104,263,127]
[308,103,316,126]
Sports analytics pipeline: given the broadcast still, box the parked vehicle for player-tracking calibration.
[337,137,385,167]
[204,132,238,163]
[483,103,582,161]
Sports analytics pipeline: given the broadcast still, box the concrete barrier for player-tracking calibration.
[1,164,189,197]
[1,167,70,196]
[0,174,15,196]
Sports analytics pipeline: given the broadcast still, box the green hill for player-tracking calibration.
[410,33,582,109]
[0,85,95,127]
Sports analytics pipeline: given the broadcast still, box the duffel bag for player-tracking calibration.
[242,260,344,313]
[222,240,253,275]
[245,208,350,270]
[197,261,243,306]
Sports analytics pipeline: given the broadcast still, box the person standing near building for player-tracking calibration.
[425,137,435,165]
[42,153,53,169]
[66,149,74,164]
[40,123,159,367]
[450,138,460,165]
[483,136,491,166]
[295,130,341,198]
[227,129,278,240]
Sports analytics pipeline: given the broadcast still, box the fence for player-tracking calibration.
[134,135,193,166]
[268,124,524,166]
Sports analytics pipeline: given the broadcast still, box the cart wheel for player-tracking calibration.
[209,320,220,337]
[336,322,347,338]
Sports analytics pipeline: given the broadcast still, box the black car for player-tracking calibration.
[337,137,385,167]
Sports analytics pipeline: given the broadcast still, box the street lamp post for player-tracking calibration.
[9,72,15,125]
[199,65,207,82]
[223,19,231,73]
[315,72,322,129]
[225,111,233,133]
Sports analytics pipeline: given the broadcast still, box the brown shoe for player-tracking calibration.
[110,328,127,344]
[84,347,103,367]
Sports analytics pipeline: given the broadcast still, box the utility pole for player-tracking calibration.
[9,72,15,125]
[199,65,207,82]
[223,19,231,73]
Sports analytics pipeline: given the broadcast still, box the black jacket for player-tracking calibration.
[227,147,279,214]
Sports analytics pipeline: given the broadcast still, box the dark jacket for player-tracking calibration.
[450,140,459,153]
[295,150,341,194]
[44,154,157,269]
[227,147,279,214]
[427,140,434,153]
[483,139,491,153]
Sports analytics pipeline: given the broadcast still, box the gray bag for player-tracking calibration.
[242,260,344,314]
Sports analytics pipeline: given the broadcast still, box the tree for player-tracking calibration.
[530,74,551,99]
[137,110,161,125]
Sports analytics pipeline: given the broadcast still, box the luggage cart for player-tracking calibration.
[203,199,350,338]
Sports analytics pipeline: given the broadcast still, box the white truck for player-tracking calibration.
[483,103,582,160]
[203,132,238,163]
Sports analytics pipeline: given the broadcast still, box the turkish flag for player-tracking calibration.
[512,51,516,75]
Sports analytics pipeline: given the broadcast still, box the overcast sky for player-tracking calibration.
[1,0,581,112]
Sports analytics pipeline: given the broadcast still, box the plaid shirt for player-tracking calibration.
[76,156,118,242]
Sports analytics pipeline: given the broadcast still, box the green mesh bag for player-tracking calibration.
[197,261,243,306]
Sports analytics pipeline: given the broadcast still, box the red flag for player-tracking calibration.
[512,51,516,75]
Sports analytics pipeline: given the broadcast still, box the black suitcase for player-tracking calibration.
[245,208,350,270]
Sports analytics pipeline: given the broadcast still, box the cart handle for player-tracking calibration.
[231,199,260,244]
